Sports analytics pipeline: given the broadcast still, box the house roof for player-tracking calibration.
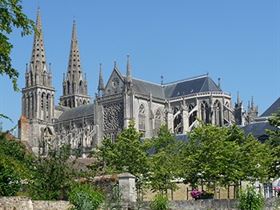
[58,103,94,122]
[261,97,280,117]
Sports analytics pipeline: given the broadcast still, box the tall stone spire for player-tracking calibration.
[21,8,55,125]
[30,8,46,69]
[67,20,82,73]
[60,20,90,108]
[98,63,105,95]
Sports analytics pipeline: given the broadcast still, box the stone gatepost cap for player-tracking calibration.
[118,172,135,179]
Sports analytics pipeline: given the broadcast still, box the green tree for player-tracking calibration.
[91,121,149,191]
[239,134,271,183]
[180,124,271,189]
[29,145,75,200]
[148,125,181,193]
[266,110,280,178]
[0,133,34,196]
[0,0,34,91]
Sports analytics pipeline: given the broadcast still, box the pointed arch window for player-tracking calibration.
[201,101,210,123]
[67,81,71,95]
[138,104,146,133]
[79,80,83,94]
[213,100,222,126]
[154,109,162,135]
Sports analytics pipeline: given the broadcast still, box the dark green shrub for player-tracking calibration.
[150,194,169,210]
[69,184,104,210]
[238,186,264,210]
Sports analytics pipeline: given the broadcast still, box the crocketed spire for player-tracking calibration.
[30,8,47,69]
[67,20,82,73]
[60,20,90,108]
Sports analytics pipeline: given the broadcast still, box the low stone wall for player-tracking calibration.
[131,198,280,210]
[0,197,71,210]
[0,196,279,210]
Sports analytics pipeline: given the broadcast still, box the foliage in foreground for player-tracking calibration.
[91,121,150,190]
[28,145,75,200]
[238,186,264,210]
[180,124,272,188]
[69,184,104,210]
[150,194,169,210]
[0,134,33,196]
[0,0,34,91]
[148,125,182,193]
[266,110,280,178]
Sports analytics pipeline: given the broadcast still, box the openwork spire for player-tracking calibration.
[30,8,46,68]
[67,20,82,73]
[98,63,105,94]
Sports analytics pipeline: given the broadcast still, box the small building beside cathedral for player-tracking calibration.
[18,10,260,156]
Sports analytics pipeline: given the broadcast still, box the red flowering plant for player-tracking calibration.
[274,186,280,197]
[191,189,214,200]
[191,189,202,199]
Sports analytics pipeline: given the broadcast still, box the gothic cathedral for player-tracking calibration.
[18,10,257,156]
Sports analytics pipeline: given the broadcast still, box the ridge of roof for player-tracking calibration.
[163,74,208,86]
[131,77,163,87]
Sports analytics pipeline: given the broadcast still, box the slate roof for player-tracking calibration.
[261,97,280,117]
[164,75,222,98]
[58,103,94,122]
[242,121,277,138]
[132,78,165,99]
[130,74,222,99]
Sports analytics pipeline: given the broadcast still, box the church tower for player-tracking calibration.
[60,21,90,108]
[19,9,55,154]
[22,9,55,122]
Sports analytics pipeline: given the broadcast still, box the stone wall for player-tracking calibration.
[133,198,280,210]
[0,196,279,210]
[0,197,71,210]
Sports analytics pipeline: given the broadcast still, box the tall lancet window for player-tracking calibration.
[154,109,162,135]
[79,80,83,94]
[213,100,222,126]
[201,101,210,124]
[67,81,71,95]
[138,104,146,134]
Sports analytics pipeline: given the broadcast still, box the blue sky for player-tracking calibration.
[0,0,279,132]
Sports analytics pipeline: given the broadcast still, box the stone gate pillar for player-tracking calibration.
[118,173,136,203]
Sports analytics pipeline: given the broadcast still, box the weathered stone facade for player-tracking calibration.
[18,10,257,156]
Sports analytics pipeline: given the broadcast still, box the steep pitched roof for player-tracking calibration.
[132,78,165,99]
[58,103,94,121]
[164,75,221,98]
[129,74,222,99]
[261,97,280,117]
[242,121,277,138]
